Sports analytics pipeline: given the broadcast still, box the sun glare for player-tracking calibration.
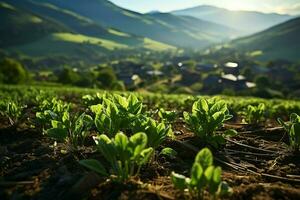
[225,1,256,11]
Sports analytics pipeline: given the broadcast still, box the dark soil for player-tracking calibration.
[1,120,300,200]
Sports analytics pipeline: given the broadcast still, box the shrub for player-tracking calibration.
[0,58,28,84]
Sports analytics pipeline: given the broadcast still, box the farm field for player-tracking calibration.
[0,85,300,200]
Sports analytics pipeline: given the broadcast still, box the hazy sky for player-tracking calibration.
[109,0,300,15]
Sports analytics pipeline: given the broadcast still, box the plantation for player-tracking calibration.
[0,84,300,200]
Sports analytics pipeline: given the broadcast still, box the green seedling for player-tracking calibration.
[46,112,93,148]
[80,132,153,182]
[244,103,265,124]
[131,116,173,149]
[158,108,177,124]
[159,147,178,159]
[184,98,234,147]
[92,94,143,137]
[278,113,300,151]
[171,148,232,199]
[0,101,23,126]
[36,97,70,129]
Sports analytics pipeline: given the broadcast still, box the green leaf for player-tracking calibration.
[190,163,203,187]
[47,128,68,141]
[62,111,70,123]
[94,134,116,164]
[195,148,213,170]
[200,99,209,112]
[51,120,62,128]
[90,104,102,114]
[223,129,238,137]
[129,132,148,157]
[159,147,177,159]
[183,111,190,122]
[115,94,128,109]
[204,166,215,182]
[79,159,108,176]
[212,111,225,125]
[209,166,222,194]
[171,172,187,191]
[277,118,289,131]
[139,147,154,165]
[210,101,226,115]
[290,113,300,124]
[82,114,93,125]
[115,132,128,151]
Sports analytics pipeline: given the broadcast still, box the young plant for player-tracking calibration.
[184,98,234,147]
[92,94,143,137]
[278,113,300,151]
[158,108,177,124]
[36,97,70,129]
[82,93,102,106]
[0,101,23,126]
[244,103,265,124]
[171,148,231,199]
[79,132,153,182]
[46,112,93,149]
[131,116,173,149]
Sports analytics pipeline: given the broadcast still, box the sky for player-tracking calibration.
[109,0,300,15]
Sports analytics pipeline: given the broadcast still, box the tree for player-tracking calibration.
[96,67,117,88]
[0,58,27,84]
[254,75,270,89]
[58,67,81,85]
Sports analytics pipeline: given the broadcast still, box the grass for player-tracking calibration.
[9,32,176,56]
[29,16,43,23]
[108,29,131,38]
[53,33,129,50]
[8,32,129,56]
[143,38,176,51]
[0,2,16,11]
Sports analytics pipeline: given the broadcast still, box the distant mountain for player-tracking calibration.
[25,0,235,48]
[172,5,293,35]
[147,12,237,46]
[230,17,300,61]
[0,0,176,60]
[147,10,161,14]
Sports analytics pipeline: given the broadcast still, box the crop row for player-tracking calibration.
[0,85,300,198]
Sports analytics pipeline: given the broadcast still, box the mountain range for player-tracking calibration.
[0,0,299,62]
[172,5,293,35]
[0,0,237,57]
[229,16,300,61]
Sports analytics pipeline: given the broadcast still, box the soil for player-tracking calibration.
[1,117,300,200]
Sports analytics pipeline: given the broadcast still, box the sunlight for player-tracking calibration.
[225,1,256,11]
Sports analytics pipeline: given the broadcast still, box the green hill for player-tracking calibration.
[0,1,67,47]
[230,17,300,61]
[0,0,176,60]
[26,0,235,48]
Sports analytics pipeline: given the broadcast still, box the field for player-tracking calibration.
[1,85,300,200]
